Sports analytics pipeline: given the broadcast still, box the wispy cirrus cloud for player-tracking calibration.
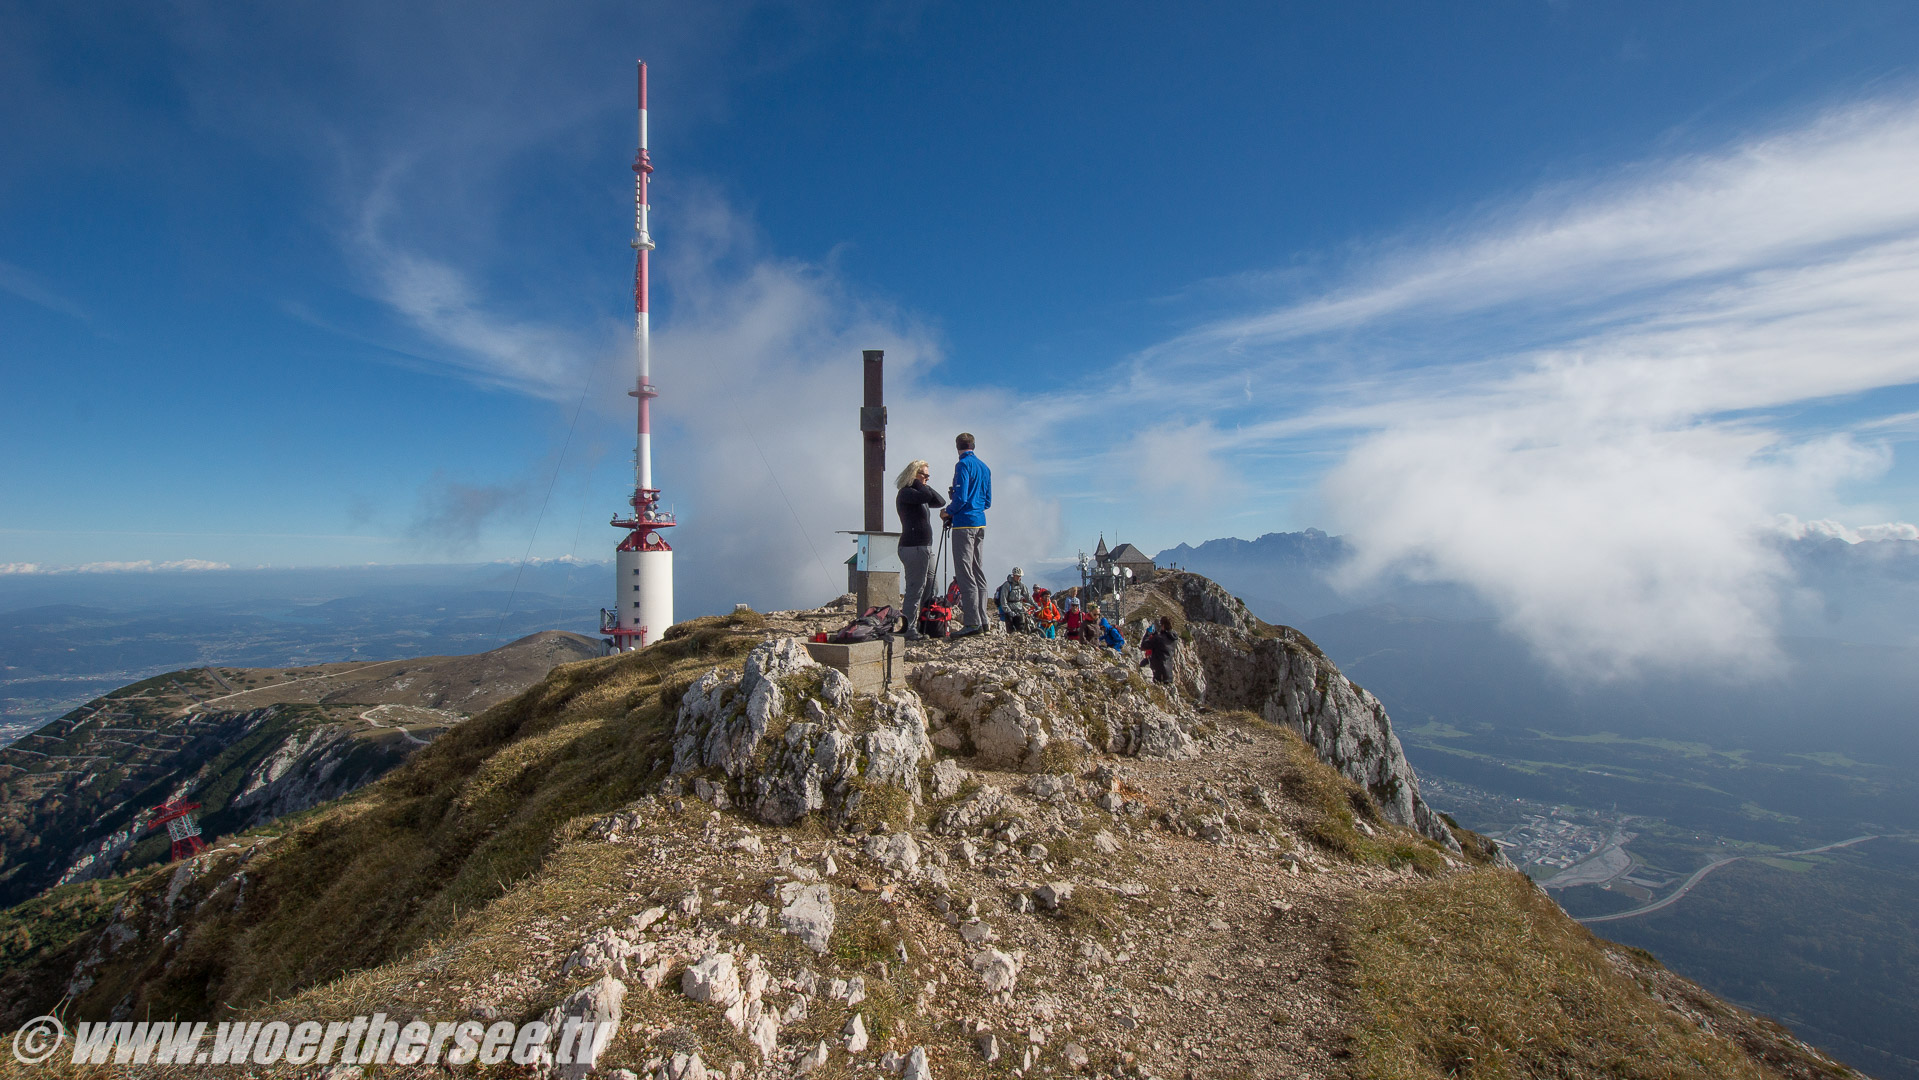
[350,175,598,403]
[0,258,86,319]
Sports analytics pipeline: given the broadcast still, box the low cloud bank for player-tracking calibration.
[0,559,232,575]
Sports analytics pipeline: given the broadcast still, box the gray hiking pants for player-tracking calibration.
[951,526,987,629]
[899,543,935,632]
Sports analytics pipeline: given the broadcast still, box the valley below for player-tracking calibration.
[1160,529,1919,1079]
[1312,620,1919,1080]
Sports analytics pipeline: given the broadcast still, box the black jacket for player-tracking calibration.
[896,481,948,548]
[1142,628,1178,674]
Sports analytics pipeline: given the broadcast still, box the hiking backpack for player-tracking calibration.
[918,597,953,638]
[829,605,895,644]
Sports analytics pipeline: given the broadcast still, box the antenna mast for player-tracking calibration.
[603,60,675,652]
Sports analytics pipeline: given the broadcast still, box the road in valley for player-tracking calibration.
[1578,834,1885,924]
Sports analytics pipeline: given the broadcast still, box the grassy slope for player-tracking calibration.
[1338,871,1786,1080]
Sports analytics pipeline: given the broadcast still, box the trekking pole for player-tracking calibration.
[936,523,950,613]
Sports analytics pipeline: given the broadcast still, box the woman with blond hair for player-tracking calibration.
[895,458,947,640]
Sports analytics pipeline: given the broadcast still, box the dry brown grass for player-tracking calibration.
[1034,739,1086,775]
[1337,869,1777,1080]
[845,780,912,835]
[1048,882,1125,942]
[1223,711,1445,874]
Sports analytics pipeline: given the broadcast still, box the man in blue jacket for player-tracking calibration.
[944,432,992,637]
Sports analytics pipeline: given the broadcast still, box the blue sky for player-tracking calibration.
[5,1,1919,672]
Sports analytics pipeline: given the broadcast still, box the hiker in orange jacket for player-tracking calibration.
[1034,589,1062,639]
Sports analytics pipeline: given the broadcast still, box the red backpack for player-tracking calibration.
[918,597,953,638]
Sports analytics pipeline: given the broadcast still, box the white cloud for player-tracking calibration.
[1770,514,1919,543]
[349,172,601,403]
[1119,421,1231,521]
[347,179,1060,614]
[649,191,1060,614]
[500,554,606,567]
[1186,99,1919,358]
[1127,97,1919,678]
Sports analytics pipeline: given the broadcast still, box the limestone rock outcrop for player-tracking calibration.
[1150,572,1458,850]
[908,644,1198,768]
[668,639,933,828]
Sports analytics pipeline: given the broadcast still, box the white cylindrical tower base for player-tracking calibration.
[616,546,674,650]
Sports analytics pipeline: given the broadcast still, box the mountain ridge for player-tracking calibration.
[0,572,1865,1079]
[0,630,601,910]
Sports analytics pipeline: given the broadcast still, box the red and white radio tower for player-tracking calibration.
[148,799,207,862]
[603,60,675,652]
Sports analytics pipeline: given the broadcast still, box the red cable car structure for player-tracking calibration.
[147,799,208,862]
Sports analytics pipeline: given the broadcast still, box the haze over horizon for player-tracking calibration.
[6,2,1919,677]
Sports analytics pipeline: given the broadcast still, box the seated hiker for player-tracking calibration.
[1140,615,1178,685]
[996,566,1037,633]
[1092,605,1125,653]
[1033,589,1062,639]
[1080,601,1106,644]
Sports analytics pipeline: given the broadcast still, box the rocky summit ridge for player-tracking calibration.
[0,572,1864,1080]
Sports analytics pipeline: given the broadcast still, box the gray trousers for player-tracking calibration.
[951,527,987,628]
[899,543,936,631]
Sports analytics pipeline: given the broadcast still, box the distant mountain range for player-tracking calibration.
[1155,529,1491,625]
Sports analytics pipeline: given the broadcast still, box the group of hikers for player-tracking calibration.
[892,432,1182,689]
[991,566,1113,645]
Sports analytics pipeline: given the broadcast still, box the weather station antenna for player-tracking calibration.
[603,60,675,652]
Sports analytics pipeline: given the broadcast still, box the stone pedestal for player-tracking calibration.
[803,639,894,695]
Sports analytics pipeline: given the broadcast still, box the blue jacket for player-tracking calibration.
[1099,618,1124,651]
[947,451,991,527]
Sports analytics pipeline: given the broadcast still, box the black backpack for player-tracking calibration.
[830,605,895,644]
